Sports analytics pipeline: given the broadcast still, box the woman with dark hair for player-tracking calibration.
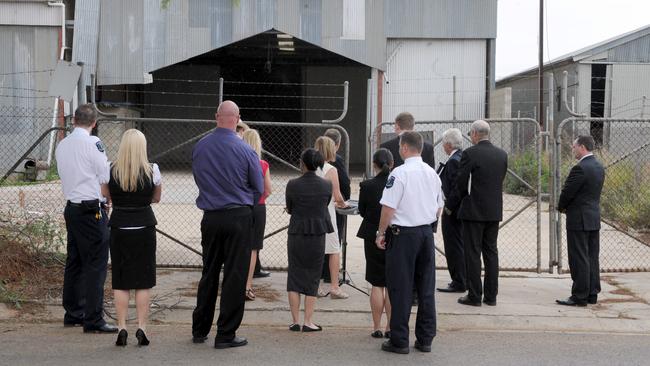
[285,148,334,332]
[357,148,394,339]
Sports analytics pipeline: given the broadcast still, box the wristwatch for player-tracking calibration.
[375,230,385,237]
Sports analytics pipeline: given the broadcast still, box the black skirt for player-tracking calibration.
[252,204,266,250]
[110,226,156,290]
[364,238,386,287]
[287,233,325,296]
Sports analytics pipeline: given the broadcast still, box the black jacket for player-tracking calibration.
[356,171,389,240]
[437,149,463,214]
[380,136,435,169]
[447,140,508,222]
[285,171,334,235]
[332,154,351,200]
[557,155,605,231]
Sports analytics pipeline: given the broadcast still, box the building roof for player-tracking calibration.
[497,24,650,84]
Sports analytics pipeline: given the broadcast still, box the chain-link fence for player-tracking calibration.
[0,106,68,257]
[374,118,544,272]
[553,118,650,273]
[94,117,349,268]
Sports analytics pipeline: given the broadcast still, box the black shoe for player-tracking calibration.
[437,284,466,293]
[135,328,150,346]
[84,323,119,333]
[556,297,587,307]
[414,340,432,353]
[289,324,301,332]
[115,329,128,346]
[371,330,383,338]
[483,298,497,306]
[302,324,322,332]
[192,335,208,343]
[214,336,248,349]
[588,296,598,305]
[381,340,409,354]
[253,270,271,278]
[384,331,391,339]
[458,295,481,307]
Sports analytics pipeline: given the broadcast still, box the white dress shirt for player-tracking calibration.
[55,127,110,203]
[380,156,444,227]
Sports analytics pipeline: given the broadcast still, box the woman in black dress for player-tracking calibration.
[285,148,334,332]
[357,148,393,338]
[103,129,162,347]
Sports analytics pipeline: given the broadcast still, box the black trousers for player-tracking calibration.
[462,220,499,302]
[62,201,109,328]
[192,207,253,341]
[567,230,601,301]
[386,225,436,348]
[442,213,466,289]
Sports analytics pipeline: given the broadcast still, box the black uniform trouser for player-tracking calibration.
[567,229,601,302]
[192,207,252,342]
[62,201,109,328]
[442,213,466,289]
[386,225,436,348]
[462,220,499,302]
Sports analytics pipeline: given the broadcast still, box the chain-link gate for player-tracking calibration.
[373,118,544,272]
[95,117,349,269]
[552,117,650,273]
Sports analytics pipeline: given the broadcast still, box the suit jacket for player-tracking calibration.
[286,171,334,235]
[332,154,351,201]
[437,149,463,214]
[380,136,435,169]
[447,140,508,222]
[356,171,389,240]
[557,155,605,231]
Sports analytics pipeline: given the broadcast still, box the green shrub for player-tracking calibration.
[601,162,650,231]
[504,149,550,196]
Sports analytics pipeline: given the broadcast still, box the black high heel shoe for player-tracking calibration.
[115,329,128,347]
[135,328,150,346]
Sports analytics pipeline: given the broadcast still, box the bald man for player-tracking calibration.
[191,100,264,349]
[446,120,507,307]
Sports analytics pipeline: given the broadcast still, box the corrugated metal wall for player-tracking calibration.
[383,39,486,122]
[610,64,650,118]
[607,34,650,63]
[74,0,388,85]
[0,1,61,26]
[383,0,497,39]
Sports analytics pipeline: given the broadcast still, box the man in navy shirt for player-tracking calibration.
[191,100,264,349]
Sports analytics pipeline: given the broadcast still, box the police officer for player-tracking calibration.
[376,131,444,354]
[55,104,117,333]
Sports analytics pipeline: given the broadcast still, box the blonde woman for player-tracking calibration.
[103,129,162,347]
[314,136,349,299]
[242,129,272,300]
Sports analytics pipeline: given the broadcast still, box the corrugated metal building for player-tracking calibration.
[0,0,68,176]
[68,0,497,168]
[496,25,650,149]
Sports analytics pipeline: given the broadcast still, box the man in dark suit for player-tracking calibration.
[436,128,466,293]
[446,120,507,307]
[556,135,605,307]
[380,112,435,169]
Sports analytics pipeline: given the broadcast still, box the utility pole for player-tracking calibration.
[538,0,544,129]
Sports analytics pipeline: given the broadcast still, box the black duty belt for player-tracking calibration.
[67,199,102,207]
[389,224,434,235]
[112,206,151,211]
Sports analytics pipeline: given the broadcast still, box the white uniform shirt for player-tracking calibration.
[55,127,110,203]
[380,156,444,227]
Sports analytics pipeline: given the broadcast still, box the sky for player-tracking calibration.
[496,0,650,79]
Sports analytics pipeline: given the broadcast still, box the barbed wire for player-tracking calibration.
[98,88,344,99]
[150,78,344,87]
[104,101,343,112]
[0,86,49,93]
